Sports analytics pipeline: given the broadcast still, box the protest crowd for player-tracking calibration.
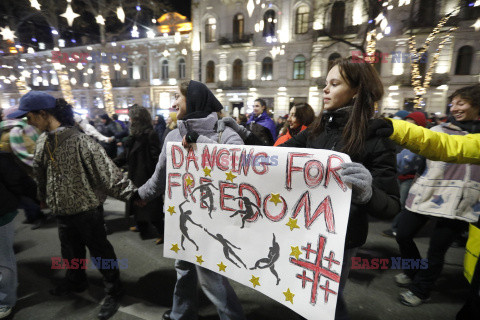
[1,57,479,320]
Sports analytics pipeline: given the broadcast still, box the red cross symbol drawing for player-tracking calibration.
[290,235,340,305]
[319,280,337,303]
[323,251,340,270]
[302,243,317,259]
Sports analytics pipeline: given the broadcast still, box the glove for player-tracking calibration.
[185,131,199,143]
[339,162,373,204]
[217,117,250,141]
[367,118,394,138]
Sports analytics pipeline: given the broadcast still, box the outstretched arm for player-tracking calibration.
[389,119,480,164]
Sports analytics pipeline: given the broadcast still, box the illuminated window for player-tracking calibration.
[205,18,217,42]
[295,6,309,34]
[263,10,276,37]
[293,55,306,80]
[178,58,186,79]
[161,60,169,80]
[261,57,273,80]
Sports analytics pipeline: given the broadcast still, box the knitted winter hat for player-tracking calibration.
[406,111,427,127]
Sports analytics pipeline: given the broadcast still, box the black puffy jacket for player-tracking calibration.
[280,109,400,249]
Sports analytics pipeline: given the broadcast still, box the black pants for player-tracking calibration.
[457,256,480,320]
[57,208,122,296]
[395,208,466,299]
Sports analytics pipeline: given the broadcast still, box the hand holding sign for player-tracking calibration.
[164,142,352,320]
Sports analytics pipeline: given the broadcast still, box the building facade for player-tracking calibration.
[190,0,321,117]
[0,1,479,117]
[191,0,479,115]
[0,12,192,120]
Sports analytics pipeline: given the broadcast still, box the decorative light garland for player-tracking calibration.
[408,11,456,108]
[100,64,115,116]
[53,63,74,105]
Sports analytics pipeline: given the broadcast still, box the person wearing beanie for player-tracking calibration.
[393,110,410,120]
[405,111,427,128]
[137,80,246,320]
[10,91,137,319]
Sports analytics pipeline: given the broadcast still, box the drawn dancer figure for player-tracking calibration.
[204,229,247,269]
[179,200,202,251]
[230,196,263,228]
[191,182,218,218]
[250,234,281,285]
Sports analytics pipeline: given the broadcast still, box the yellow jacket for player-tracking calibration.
[389,119,480,164]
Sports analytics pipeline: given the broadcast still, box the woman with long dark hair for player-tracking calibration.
[280,58,400,319]
[274,102,315,146]
[114,105,164,244]
[137,80,246,320]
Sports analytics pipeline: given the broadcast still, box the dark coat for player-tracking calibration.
[159,127,173,151]
[114,129,162,222]
[99,121,122,158]
[280,109,401,249]
[0,152,37,218]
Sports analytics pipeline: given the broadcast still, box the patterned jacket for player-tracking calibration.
[405,123,480,223]
[33,127,136,215]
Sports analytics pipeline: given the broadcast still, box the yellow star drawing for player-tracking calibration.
[290,246,302,260]
[249,275,261,288]
[170,244,180,253]
[185,176,193,186]
[203,167,212,177]
[167,206,176,216]
[217,261,227,272]
[270,193,282,206]
[286,218,300,231]
[283,288,295,304]
[225,171,237,183]
[196,255,204,265]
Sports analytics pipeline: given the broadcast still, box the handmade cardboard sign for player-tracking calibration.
[164,142,352,320]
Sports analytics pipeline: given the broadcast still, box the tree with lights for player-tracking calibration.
[406,2,459,108]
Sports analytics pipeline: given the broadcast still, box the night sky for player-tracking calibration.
[172,0,191,19]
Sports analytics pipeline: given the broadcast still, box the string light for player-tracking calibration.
[30,0,41,10]
[116,6,125,23]
[100,64,115,116]
[408,10,456,108]
[95,15,105,25]
[131,25,139,38]
[53,63,74,105]
[60,4,80,27]
[247,0,255,17]
[0,26,17,42]
[472,19,480,31]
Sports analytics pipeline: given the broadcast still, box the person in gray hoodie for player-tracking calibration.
[137,80,246,320]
